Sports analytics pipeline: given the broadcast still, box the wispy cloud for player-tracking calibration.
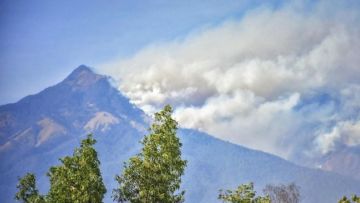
[102,0,360,161]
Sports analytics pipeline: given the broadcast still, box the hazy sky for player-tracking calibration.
[0,0,282,104]
[1,0,360,162]
[101,0,360,161]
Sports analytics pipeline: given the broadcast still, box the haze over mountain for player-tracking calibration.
[102,0,360,167]
[319,146,360,180]
[0,66,359,203]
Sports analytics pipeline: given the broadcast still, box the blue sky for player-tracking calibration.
[1,0,360,162]
[0,0,284,104]
[99,0,360,160]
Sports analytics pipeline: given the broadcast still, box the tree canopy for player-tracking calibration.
[15,134,106,203]
[113,105,187,203]
[15,173,44,203]
[219,182,271,203]
[339,195,360,203]
[47,134,106,202]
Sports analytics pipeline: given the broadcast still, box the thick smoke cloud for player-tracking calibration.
[102,0,360,161]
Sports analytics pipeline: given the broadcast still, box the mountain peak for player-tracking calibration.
[67,65,95,78]
[63,65,105,88]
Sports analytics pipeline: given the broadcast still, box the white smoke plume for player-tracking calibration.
[102,0,360,160]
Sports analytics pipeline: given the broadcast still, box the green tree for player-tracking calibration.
[339,195,360,203]
[46,134,106,202]
[113,105,187,203]
[219,182,271,203]
[15,173,45,203]
[354,195,360,203]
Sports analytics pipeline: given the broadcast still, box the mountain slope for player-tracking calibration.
[0,65,359,203]
[319,146,360,180]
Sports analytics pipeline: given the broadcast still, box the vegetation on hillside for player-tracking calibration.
[14,105,359,203]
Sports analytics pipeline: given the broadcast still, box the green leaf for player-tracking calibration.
[113,105,187,203]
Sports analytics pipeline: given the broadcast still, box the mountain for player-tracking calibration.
[319,146,360,180]
[1,65,359,203]
[0,65,146,202]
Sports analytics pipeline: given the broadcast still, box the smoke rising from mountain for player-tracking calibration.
[102,0,360,160]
